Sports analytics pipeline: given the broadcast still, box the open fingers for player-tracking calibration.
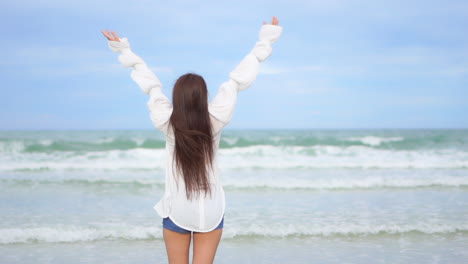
[263,16,279,26]
[111,31,120,40]
[272,16,279,25]
[101,30,110,39]
[100,29,120,41]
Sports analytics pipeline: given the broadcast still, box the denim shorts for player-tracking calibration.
[162,216,224,234]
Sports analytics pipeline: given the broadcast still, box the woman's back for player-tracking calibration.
[157,116,225,232]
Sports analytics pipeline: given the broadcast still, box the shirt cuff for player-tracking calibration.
[108,37,131,53]
[259,25,283,44]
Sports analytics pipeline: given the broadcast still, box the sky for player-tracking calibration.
[0,0,467,130]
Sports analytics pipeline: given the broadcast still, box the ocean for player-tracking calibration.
[0,129,467,263]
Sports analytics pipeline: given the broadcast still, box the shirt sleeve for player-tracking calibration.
[108,37,172,133]
[208,24,283,127]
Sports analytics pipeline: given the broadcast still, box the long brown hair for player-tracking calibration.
[169,73,214,200]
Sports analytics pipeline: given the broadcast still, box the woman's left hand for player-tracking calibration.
[101,29,120,42]
[263,16,279,26]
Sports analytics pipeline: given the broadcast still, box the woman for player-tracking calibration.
[102,16,282,264]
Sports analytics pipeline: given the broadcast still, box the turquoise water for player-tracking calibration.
[0,129,467,263]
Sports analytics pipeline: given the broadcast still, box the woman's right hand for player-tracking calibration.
[101,29,120,42]
[263,16,279,26]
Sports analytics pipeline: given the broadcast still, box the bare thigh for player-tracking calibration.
[192,228,223,264]
[163,228,192,264]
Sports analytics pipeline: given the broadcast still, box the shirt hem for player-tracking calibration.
[157,192,226,233]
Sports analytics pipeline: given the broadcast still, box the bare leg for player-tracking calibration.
[192,228,223,264]
[163,228,192,264]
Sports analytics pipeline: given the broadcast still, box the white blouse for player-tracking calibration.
[108,24,283,232]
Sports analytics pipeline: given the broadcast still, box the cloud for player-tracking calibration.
[259,63,366,76]
[440,67,468,76]
[382,95,458,106]
[0,43,174,77]
[2,45,107,64]
[149,67,174,74]
[259,64,324,75]
[260,78,342,95]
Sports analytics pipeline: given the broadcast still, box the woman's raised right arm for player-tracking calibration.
[103,30,173,133]
[208,17,283,127]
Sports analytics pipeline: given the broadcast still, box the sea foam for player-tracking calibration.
[1,145,468,171]
[2,222,467,244]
